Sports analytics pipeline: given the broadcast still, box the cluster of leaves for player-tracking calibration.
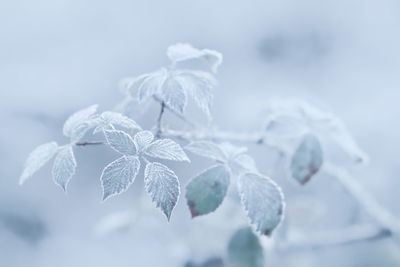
[19,105,190,220]
[20,44,368,254]
[121,43,222,119]
[185,141,284,236]
[262,99,368,164]
[19,104,100,190]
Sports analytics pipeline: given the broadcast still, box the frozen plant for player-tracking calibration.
[19,44,400,266]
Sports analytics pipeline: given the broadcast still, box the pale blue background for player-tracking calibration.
[1,0,400,266]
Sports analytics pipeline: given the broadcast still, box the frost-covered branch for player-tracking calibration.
[152,95,196,128]
[20,43,399,257]
[324,163,400,236]
[75,141,104,146]
[155,102,165,138]
[74,128,266,147]
[163,129,265,143]
[277,223,392,252]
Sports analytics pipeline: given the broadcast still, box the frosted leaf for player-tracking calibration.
[167,43,223,73]
[201,49,223,73]
[219,142,247,160]
[70,119,100,142]
[185,165,230,217]
[263,99,368,163]
[185,141,227,162]
[101,111,141,129]
[161,78,187,114]
[144,162,180,220]
[104,130,136,155]
[52,145,77,191]
[320,117,368,164]
[238,173,284,236]
[101,156,140,201]
[167,43,202,62]
[63,105,98,139]
[119,73,151,97]
[144,139,190,162]
[114,96,153,119]
[227,227,264,267]
[133,130,154,152]
[138,68,168,101]
[176,70,217,88]
[231,154,258,174]
[264,101,307,138]
[93,111,141,134]
[19,142,58,185]
[290,133,323,185]
[298,100,368,163]
[174,70,217,117]
[93,125,106,135]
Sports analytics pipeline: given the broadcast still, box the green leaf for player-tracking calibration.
[185,165,230,218]
[227,227,264,267]
[290,133,323,184]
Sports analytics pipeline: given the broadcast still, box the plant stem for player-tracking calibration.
[323,163,400,235]
[277,223,392,252]
[152,96,197,128]
[75,141,104,146]
[162,129,265,143]
[156,102,165,138]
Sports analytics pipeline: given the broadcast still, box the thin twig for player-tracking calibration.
[162,129,265,143]
[323,163,400,235]
[275,164,399,252]
[75,141,104,146]
[277,223,392,252]
[72,115,400,251]
[156,102,165,138]
[152,96,196,128]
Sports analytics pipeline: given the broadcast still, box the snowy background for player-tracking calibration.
[1,0,400,266]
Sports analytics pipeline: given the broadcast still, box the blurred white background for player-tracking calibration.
[1,0,400,266]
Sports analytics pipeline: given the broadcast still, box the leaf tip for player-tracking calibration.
[102,192,112,202]
[163,210,172,221]
[18,176,26,186]
[187,200,199,218]
[263,229,272,237]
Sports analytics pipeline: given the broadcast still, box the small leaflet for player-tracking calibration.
[185,165,230,217]
[93,111,142,134]
[63,105,98,140]
[238,173,285,236]
[101,156,140,201]
[104,130,136,155]
[52,145,77,191]
[167,43,223,73]
[185,141,227,162]
[144,162,180,220]
[290,133,323,185]
[161,78,187,114]
[138,68,168,101]
[19,142,58,185]
[227,227,264,267]
[144,139,190,162]
[133,130,154,152]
